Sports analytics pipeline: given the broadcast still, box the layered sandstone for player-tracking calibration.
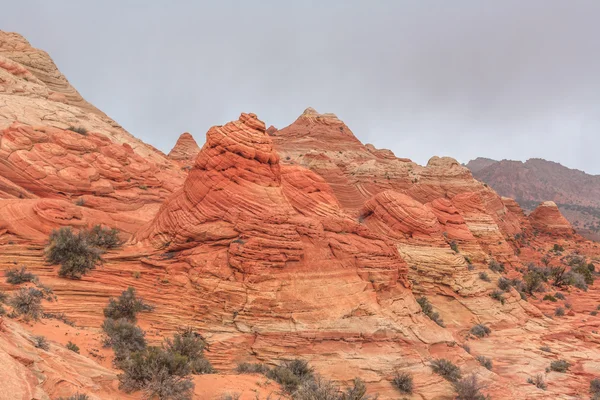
[167,132,200,168]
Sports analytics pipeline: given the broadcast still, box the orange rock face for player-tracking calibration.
[2,33,600,400]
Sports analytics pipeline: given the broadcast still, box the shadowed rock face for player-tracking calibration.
[1,33,600,400]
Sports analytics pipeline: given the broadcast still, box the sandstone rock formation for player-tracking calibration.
[1,33,600,400]
[167,132,200,168]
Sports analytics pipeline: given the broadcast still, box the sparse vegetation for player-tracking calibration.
[540,346,551,353]
[56,394,90,400]
[67,126,88,135]
[453,374,488,400]
[497,277,512,291]
[543,294,557,302]
[490,289,505,305]
[488,259,505,273]
[470,324,491,338]
[555,307,565,316]
[479,272,491,282]
[102,318,147,361]
[164,327,213,374]
[554,292,565,300]
[32,335,49,350]
[45,227,103,279]
[475,355,492,370]
[5,266,36,284]
[104,287,153,322]
[392,371,413,394]
[416,296,445,327]
[450,241,459,253]
[430,359,461,382]
[236,362,270,374]
[267,359,314,392]
[591,378,600,397]
[549,360,570,373]
[66,341,80,353]
[9,287,43,320]
[86,225,122,249]
[527,374,547,390]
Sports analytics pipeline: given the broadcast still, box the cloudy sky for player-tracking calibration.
[3,1,600,173]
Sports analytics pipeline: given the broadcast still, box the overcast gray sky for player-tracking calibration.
[3,1,600,173]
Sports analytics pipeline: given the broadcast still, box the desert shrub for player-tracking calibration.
[267,359,314,393]
[56,394,90,400]
[565,303,572,309]
[591,378,600,395]
[341,378,373,400]
[453,374,488,400]
[416,296,445,327]
[527,374,547,390]
[488,259,505,273]
[470,324,491,338]
[543,294,557,302]
[553,244,564,252]
[450,241,459,253]
[118,345,194,399]
[490,289,505,305]
[0,290,7,303]
[592,310,598,316]
[104,287,153,322]
[540,346,551,352]
[87,225,122,249]
[392,371,413,394]
[430,359,461,382]
[475,355,492,370]
[236,362,270,374]
[523,270,545,294]
[66,341,79,353]
[569,256,595,285]
[0,305,5,315]
[468,264,475,271]
[497,277,512,292]
[67,126,88,135]
[549,360,570,372]
[10,287,43,320]
[164,327,213,374]
[102,318,147,362]
[33,335,49,350]
[5,266,36,284]
[555,307,565,316]
[564,271,588,291]
[45,227,103,279]
[554,292,565,300]
[479,272,491,282]
[220,394,241,400]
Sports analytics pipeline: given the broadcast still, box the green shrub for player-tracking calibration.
[87,225,122,249]
[430,359,461,382]
[104,287,153,322]
[490,290,505,305]
[118,346,194,399]
[527,374,547,390]
[267,359,314,393]
[392,371,413,394]
[102,318,147,362]
[470,324,491,338]
[33,335,49,350]
[45,227,103,279]
[10,287,43,320]
[479,272,491,282]
[475,355,492,370]
[543,294,557,302]
[164,327,213,374]
[236,362,270,374]
[555,307,565,316]
[416,296,445,327]
[66,341,79,353]
[5,266,36,284]
[549,360,570,372]
[453,374,488,400]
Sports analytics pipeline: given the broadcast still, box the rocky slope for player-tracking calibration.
[1,33,600,400]
[466,157,600,239]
